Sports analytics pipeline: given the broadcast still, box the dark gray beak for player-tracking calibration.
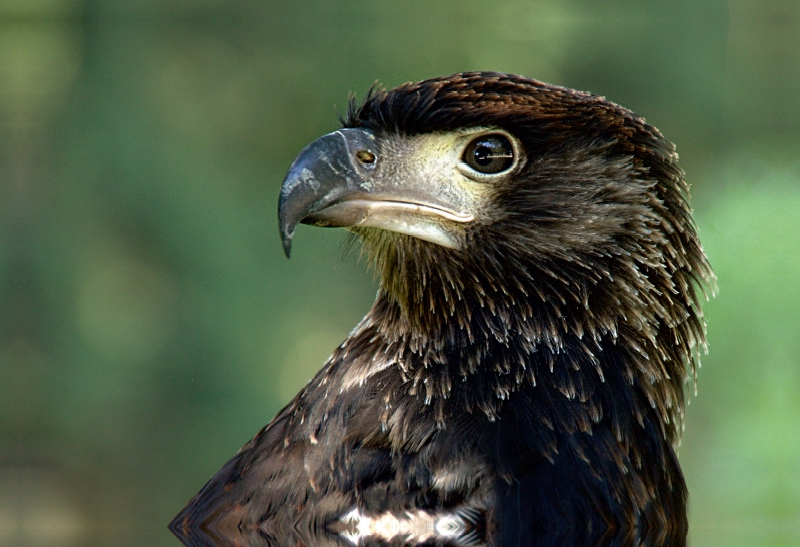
[279,128,476,257]
[278,129,378,257]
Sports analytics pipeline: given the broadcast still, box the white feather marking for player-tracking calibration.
[338,357,397,392]
[339,507,481,546]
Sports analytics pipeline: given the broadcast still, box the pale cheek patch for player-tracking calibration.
[339,507,482,546]
[385,131,498,218]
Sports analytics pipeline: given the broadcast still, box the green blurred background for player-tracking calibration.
[0,0,798,546]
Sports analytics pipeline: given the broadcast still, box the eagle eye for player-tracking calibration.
[463,134,514,174]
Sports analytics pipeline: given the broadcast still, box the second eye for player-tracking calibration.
[462,134,514,174]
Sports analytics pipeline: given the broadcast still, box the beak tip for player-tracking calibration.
[281,231,293,258]
[279,198,295,258]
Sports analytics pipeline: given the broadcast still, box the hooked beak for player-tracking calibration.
[278,128,475,257]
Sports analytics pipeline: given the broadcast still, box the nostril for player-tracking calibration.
[356,150,376,166]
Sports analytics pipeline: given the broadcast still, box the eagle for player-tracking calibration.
[170,72,713,547]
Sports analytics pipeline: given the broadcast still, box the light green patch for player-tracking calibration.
[685,170,800,547]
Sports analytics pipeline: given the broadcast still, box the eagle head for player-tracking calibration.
[279,72,712,437]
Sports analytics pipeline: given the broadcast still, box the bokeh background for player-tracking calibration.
[1,0,798,546]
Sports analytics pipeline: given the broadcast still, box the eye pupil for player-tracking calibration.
[474,145,493,166]
[463,134,514,174]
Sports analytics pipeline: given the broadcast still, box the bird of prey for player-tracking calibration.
[170,72,713,547]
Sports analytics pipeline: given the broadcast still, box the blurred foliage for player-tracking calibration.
[0,0,798,546]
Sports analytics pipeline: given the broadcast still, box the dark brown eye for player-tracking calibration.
[463,134,514,174]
